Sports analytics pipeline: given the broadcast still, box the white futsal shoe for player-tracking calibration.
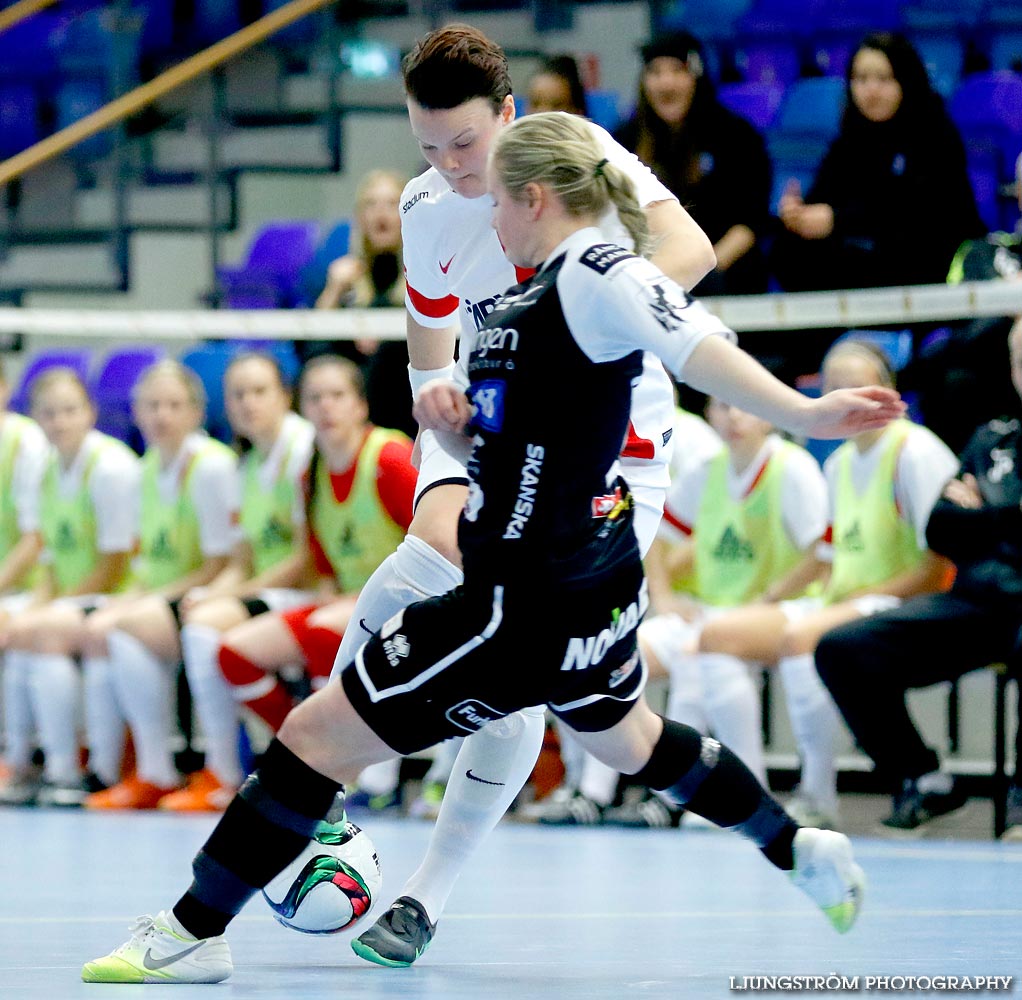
[789,827,865,933]
[81,911,232,983]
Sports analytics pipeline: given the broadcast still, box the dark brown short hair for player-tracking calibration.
[403,23,511,112]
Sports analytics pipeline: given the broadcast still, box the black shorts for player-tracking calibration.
[341,563,648,755]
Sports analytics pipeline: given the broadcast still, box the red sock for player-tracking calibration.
[218,645,293,733]
[305,626,344,683]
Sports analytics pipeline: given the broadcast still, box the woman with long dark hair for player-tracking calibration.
[614,31,773,294]
[771,32,985,291]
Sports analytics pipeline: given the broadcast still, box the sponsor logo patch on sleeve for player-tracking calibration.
[579,243,635,274]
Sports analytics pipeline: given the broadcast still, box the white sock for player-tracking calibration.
[778,652,841,817]
[701,652,767,786]
[402,708,546,922]
[578,752,619,807]
[552,716,585,791]
[423,737,462,785]
[180,623,243,787]
[82,655,126,786]
[356,758,401,796]
[107,630,179,788]
[664,651,709,734]
[2,650,35,770]
[330,535,463,680]
[26,652,82,784]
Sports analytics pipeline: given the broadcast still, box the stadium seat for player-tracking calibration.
[216,220,321,309]
[190,0,242,47]
[0,85,42,158]
[91,345,166,451]
[0,14,61,88]
[180,342,242,442]
[908,32,964,98]
[836,328,914,371]
[733,39,802,85]
[900,0,986,31]
[766,76,845,196]
[55,80,112,161]
[656,0,752,42]
[585,90,622,133]
[989,30,1022,73]
[297,219,353,307]
[717,81,786,132]
[10,348,93,416]
[950,71,1022,185]
[809,37,855,78]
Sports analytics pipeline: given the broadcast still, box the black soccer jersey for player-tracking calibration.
[456,227,730,591]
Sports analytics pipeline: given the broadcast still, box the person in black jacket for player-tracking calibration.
[815,316,1022,837]
[770,31,986,292]
[614,31,773,295]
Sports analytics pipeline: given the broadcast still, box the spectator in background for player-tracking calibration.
[770,31,985,292]
[910,149,1022,454]
[613,31,773,295]
[308,169,416,439]
[526,54,588,116]
[816,316,1022,839]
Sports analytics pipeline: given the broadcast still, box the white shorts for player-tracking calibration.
[779,592,902,624]
[414,429,472,508]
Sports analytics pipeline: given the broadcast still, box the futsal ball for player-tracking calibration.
[262,820,382,935]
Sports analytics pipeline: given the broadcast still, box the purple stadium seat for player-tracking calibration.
[216,220,321,309]
[733,39,802,85]
[950,72,1022,180]
[297,219,352,307]
[0,14,62,87]
[718,81,786,132]
[10,348,93,415]
[91,345,165,449]
[0,85,41,158]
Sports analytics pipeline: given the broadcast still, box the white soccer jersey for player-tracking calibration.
[400,120,683,493]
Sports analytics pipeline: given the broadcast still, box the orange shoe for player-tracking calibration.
[84,775,178,810]
[158,769,235,813]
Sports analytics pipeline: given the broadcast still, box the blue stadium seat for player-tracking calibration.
[585,90,622,133]
[899,0,986,31]
[908,32,964,97]
[190,0,242,46]
[989,30,1022,73]
[180,343,241,443]
[55,80,112,160]
[10,348,93,415]
[0,14,61,88]
[656,0,753,42]
[297,219,353,308]
[766,77,845,194]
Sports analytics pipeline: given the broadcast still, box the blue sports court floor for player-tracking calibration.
[1,808,1019,999]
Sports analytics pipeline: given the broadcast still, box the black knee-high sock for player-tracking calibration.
[173,739,343,939]
[632,717,798,871]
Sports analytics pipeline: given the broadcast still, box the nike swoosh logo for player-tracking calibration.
[465,769,505,786]
[439,254,456,274]
[142,942,204,971]
[359,617,373,636]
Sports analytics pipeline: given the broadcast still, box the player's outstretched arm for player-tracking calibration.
[681,335,905,440]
